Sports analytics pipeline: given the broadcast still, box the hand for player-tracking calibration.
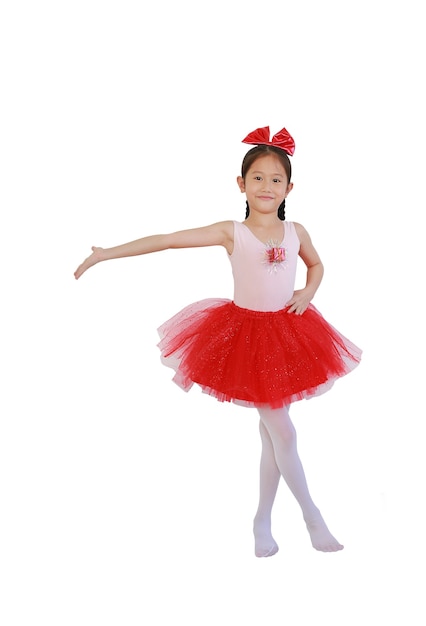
[74,246,104,280]
[285,289,312,315]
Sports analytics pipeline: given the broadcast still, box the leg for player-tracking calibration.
[253,420,281,557]
[258,406,344,553]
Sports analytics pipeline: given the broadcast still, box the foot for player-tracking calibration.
[253,518,279,558]
[305,512,344,552]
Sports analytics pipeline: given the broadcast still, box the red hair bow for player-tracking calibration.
[242,126,295,156]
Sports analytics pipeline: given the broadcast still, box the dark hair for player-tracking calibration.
[241,145,292,221]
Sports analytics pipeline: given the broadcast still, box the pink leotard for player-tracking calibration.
[229,221,300,312]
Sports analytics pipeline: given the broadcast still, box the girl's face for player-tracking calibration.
[237,154,293,216]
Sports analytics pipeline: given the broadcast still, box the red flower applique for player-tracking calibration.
[264,240,287,273]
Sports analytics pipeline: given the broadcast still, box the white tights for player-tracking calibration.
[253,406,344,556]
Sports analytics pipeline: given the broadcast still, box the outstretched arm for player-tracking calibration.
[286,222,324,315]
[74,220,234,279]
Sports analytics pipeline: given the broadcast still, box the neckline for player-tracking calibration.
[240,221,286,246]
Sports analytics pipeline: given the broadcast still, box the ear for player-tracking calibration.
[236,176,245,193]
[285,182,294,197]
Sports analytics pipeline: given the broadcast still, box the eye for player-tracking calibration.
[254,176,262,181]
[273,178,282,183]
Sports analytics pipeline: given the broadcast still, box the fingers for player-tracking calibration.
[74,247,100,280]
[286,291,311,315]
[286,300,308,315]
[74,264,85,280]
[74,256,91,280]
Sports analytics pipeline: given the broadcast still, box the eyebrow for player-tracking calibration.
[251,170,284,176]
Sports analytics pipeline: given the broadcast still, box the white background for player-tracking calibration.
[1,1,425,624]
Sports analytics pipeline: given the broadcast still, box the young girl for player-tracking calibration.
[75,126,361,557]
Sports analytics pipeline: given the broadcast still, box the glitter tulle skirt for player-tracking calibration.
[157,298,362,409]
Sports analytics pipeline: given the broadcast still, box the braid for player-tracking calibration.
[278,199,286,221]
[245,199,286,220]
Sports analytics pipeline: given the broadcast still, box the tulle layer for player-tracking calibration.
[157,299,361,409]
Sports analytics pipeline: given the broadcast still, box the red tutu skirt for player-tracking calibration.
[157,299,361,409]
